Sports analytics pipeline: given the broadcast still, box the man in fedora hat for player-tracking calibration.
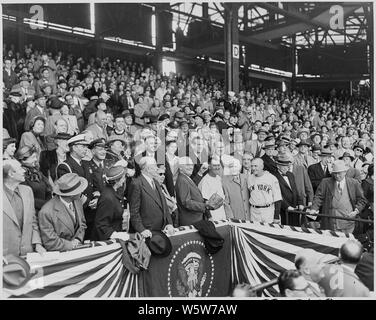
[244,127,268,158]
[308,147,334,193]
[24,93,49,132]
[340,152,362,183]
[294,140,315,168]
[273,154,303,226]
[3,159,46,256]
[308,160,367,233]
[11,75,35,102]
[38,173,87,251]
[261,140,278,175]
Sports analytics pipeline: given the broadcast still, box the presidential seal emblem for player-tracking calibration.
[167,240,214,297]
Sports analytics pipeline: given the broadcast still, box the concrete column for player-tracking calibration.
[291,34,297,91]
[224,3,240,93]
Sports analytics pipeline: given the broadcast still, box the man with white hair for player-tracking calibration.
[175,157,217,226]
[198,157,226,221]
[129,156,174,237]
[248,158,282,223]
[222,156,250,220]
[3,159,46,256]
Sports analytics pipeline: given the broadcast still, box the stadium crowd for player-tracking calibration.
[2,43,374,268]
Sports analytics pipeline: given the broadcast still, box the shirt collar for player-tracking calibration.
[59,196,72,209]
[142,173,154,187]
[71,154,81,165]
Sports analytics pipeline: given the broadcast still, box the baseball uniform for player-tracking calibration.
[248,171,282,223]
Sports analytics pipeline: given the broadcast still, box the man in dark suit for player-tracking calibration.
[175,157,215,226]
[3,58,18,92]
[308,160,367,233]
[308,147,333,193]
[273,154,304,226]
[189,136,209,185]
[129,156,174,238]
[261,141,278,175]
[56,134,94,209]
[120,89,135,113]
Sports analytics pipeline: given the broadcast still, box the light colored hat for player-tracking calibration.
[67,134,90,146]
[331,160,349,173]
[53,173,88,196]
[228,91,235,97]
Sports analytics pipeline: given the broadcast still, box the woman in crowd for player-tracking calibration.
[60,104,79,135]
[15,145,52,211]
[19,115,46,159]
[3,137,17,160]
[92,166,129,241]
[40,132,71,182]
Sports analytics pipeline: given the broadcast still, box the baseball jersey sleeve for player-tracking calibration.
[271,175,282,202]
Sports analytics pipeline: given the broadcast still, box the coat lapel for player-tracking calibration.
[54,198,75,233]
[3,192,20,228]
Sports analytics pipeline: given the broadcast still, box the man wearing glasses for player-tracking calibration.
[278,269,321,297]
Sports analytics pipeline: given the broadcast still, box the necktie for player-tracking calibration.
[151,180,155,190]
[68,203,76,224]
[337,182,342,195]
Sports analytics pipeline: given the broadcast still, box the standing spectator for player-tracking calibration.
[244,127,268,158]
[3,57,18,91]
[3,159,45,256]
[294,140,316,168]
[175,157,217,226]
[273,154,303,226]
[129,157,174,236]
[308,147,333,193]
[339,152,362,183]
[86,110,109,141]
[38,173,87,252]
[308,160,367,233]
[222,156,250,220]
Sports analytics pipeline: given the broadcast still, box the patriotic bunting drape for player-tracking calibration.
[3,220,352,298]
[230,220,353,297]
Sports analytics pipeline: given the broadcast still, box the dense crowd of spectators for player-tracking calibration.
[2,43,374,262]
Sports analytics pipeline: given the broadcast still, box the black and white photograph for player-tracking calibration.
[1,1,374,303]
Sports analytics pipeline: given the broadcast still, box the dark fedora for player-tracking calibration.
[53,132,72,140]
[296,139,311,147]
[105,135,126,147]
[339,151,355,162]
[256,127,269,135]
[145,231,172,257]
[192,220,224,254]
[3,255,33,290]
[158,113,170,122]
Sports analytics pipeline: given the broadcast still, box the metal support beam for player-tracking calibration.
[154,5,164,73]
[291,34,297,90]
[224,3,240,93]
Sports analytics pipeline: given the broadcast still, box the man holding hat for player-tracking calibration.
[56,134,94,208]
[86,110,109,141]
[38,173,87,251]
[294,140,315,168]
[339,152,362,183]
[11,75,35,102]
[308,160,367,233]
[261,140,278,175]
[308,147,333,193]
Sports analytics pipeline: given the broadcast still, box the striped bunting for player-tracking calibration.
[4,220,354,298]
[230,221,353,297]
[4,241,139,298]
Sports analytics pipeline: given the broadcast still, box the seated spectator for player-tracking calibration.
[19,115,47,160]
[38,173,87,252]
[92,166,130,241]
[15,145,52,211]
[3,159,46,256]
[3,137,17,160]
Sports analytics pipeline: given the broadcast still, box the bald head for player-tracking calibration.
[340,240,363,264]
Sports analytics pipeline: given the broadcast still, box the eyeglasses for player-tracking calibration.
[158,173,165,176]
